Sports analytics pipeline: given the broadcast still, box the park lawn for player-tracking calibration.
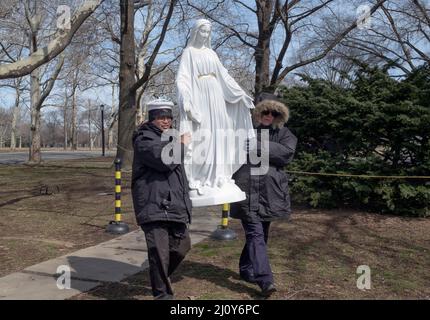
[73,208,430,300]
[0,157,138,277]
[1,157,429,299]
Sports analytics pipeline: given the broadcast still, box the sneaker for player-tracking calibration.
[260,283,277,297]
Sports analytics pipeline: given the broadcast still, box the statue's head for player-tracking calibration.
[187,19,212,49]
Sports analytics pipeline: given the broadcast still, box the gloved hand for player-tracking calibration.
[244,137,257,153]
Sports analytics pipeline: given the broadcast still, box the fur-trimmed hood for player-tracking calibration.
[253,99,290,129]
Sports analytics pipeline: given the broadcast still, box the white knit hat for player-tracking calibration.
[147,99,174,112]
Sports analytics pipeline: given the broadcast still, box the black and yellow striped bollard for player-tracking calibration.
[106,158,130,234]
[211,203,237,241]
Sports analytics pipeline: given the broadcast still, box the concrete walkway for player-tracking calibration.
[0,207,222,300]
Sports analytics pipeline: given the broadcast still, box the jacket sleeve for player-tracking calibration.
[260,128,297,167]
[134,133,184,173]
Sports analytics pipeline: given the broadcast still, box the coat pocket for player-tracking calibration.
[259,173,281,210]
[160,190,172,210]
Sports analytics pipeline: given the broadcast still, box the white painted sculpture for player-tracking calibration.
[176,18,255,207]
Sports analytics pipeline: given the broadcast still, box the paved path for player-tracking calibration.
[0,207,224,300]
[0,151,115,165]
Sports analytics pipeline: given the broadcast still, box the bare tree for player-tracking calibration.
[22,1,65,162]
[186,0,388,96]
[340,0,430,76]
[10,77,26,150]
[42,110,62,147]
[0,107,12,148]
[0,0,104,79]
[107,83,118,150]
[117,0,179,168]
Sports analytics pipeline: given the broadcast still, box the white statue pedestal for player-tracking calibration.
[189,182,246,207]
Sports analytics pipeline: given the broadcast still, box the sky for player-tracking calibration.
[1,0,429,113]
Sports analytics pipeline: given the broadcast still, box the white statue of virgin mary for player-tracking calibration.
[176,18,255,207]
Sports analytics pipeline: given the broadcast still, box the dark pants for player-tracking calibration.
[141,221,191,299]
[239,220,273,288]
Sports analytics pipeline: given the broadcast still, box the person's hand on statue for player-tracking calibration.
[180,132,192,146]
[184,102,201,124]
[244,137,258,153]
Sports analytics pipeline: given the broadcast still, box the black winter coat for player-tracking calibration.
[230,100,297,222]
[131,122,192,226]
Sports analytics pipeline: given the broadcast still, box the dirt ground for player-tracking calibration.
[1,158,429,299]
[0,157,137,277]
[73,209,430,300]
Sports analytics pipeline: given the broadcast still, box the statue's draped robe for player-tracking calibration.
[176,47,255,189]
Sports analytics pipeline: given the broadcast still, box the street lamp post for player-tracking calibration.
[100,104,105,157]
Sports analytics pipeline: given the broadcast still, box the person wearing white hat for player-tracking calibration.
[146,99,173,122]
[131,98,192,300]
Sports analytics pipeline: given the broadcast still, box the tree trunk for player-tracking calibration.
[29,68,42,163]
[136,87,143,125]
[116,0,136,169]
[108,123,114,150]
[71,90,77,150]
[63,102,68,150]
[254,1,275,97]
[108,83,115,150]
[10,85,20,150]
[88,102,92,151]
[254,37,272,96]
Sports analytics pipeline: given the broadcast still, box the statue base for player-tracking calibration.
[189,182,246,207]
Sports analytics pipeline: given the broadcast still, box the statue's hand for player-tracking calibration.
[242,95,254,107]
[188,110,201,124]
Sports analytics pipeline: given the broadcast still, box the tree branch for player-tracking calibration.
[186,0,257,47]
[413,0,430,26]
[290,0,334,26]
[36,54,65,110]
[0,42,16,62]
[274,0,388,86]
[0,0,104,79]
[134,0,151,10]
[130,0,177,93]
[233,0,256,13]
[381,5,415,70]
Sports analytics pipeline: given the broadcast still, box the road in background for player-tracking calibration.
[0,151,115,165]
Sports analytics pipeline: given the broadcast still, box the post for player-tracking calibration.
[211,203,237,241]
[100,104,105,156]
[106,158,129,234]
